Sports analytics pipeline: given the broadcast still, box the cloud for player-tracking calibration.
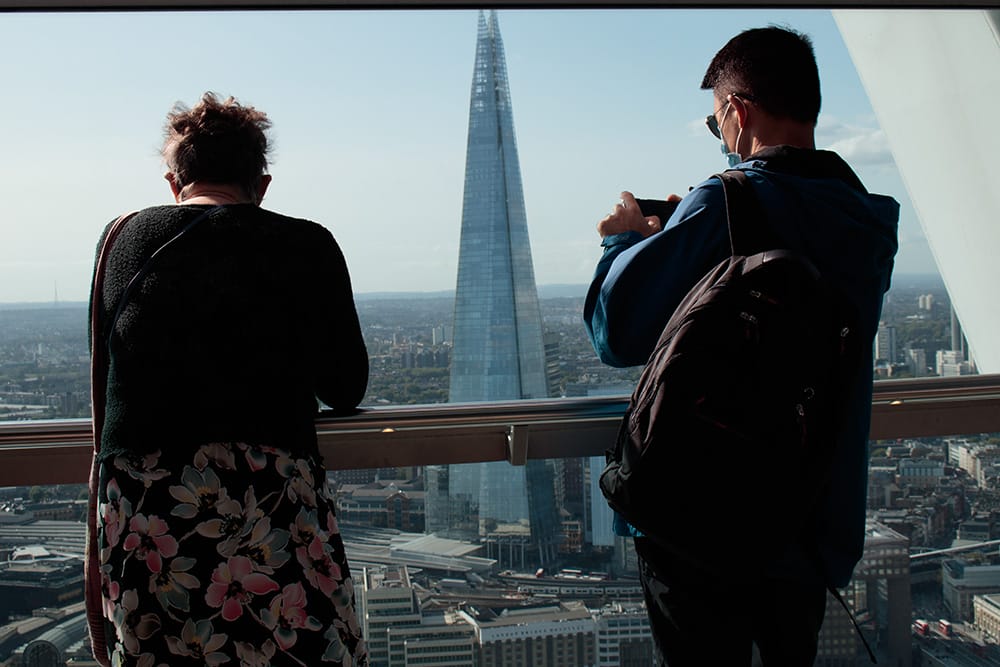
[687,114,896,167]
[817,117,896,167]
[687,116,709,137]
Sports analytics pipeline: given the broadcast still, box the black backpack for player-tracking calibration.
[599,169,863,580]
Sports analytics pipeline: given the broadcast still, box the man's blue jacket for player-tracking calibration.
[584,146,899,588]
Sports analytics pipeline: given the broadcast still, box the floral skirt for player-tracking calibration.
[97,442,368,667]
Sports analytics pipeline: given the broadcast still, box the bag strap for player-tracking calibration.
[86,209,139,667]
[104,205,221,356]
[89,211,139,451]
[829,585,878,663]
[714,169,781,257]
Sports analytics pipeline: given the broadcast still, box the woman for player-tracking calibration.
[88,93,369,667]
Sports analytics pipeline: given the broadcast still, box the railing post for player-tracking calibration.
[507,424,529,466]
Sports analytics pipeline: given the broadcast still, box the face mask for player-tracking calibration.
[721,139,743,168]
[717,104,743,168]
[721,139,743,169]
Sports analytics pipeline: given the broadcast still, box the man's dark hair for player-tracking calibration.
[701,26,821,126]
[162,92,272,200]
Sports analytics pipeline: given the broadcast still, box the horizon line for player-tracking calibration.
[0,272,947,308]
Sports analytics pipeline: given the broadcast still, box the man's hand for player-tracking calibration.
[597,191,682,239]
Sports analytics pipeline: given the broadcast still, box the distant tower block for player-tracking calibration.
[432,10,558,566]
[950,304,965,359]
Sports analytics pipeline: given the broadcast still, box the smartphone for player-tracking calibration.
[635,198,680,222]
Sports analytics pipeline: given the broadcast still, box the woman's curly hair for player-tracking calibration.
[162,92,272,200]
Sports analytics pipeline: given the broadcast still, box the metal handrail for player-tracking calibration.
[0,376,998,486]
[0,395,628,447]
[868,374,1000,440]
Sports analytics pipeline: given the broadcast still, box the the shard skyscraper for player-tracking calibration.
[426,10,558,566]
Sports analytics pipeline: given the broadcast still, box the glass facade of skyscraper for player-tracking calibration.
[431,10,559,564]
[449,10,547,404]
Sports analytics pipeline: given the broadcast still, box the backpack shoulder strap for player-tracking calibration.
[714,169,780,257]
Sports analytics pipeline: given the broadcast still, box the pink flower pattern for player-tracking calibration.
[277,455,317,507]
[99,477,131,548]
[296,536,342,597]
[149,556,199,613]
[98,443,366,666]
[122,514,178,574]
[235,516,291,574]
[163,618,230,666]
[205,556,280,621]
[261,582,323,650]
[114,450,171,487]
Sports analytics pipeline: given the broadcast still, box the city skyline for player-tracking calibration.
[0,269,945,308]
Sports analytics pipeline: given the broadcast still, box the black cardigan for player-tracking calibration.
[89,204,368,462]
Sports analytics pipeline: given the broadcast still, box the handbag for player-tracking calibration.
[86,210,138,667]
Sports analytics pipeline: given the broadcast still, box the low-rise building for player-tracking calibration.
[592,602,652,667]
[461,602,597,667]
[898,458,945,488]
[390,610,477,667]
[943,560,1000,621]
[337,480,425,532]
[973,593,1000,641]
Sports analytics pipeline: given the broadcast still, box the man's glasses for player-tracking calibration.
[705,94,755,139]
[705,102,730,140]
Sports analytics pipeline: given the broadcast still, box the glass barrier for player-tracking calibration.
[0,8,980,425]
[7,432,1000,666]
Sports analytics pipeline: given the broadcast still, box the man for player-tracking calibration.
[584,27,899,665]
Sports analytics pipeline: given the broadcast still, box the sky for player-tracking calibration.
[0,8,934,303]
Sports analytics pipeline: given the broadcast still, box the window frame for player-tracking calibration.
[2,0,998,9]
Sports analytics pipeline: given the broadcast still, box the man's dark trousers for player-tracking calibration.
[635,537,828,666]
